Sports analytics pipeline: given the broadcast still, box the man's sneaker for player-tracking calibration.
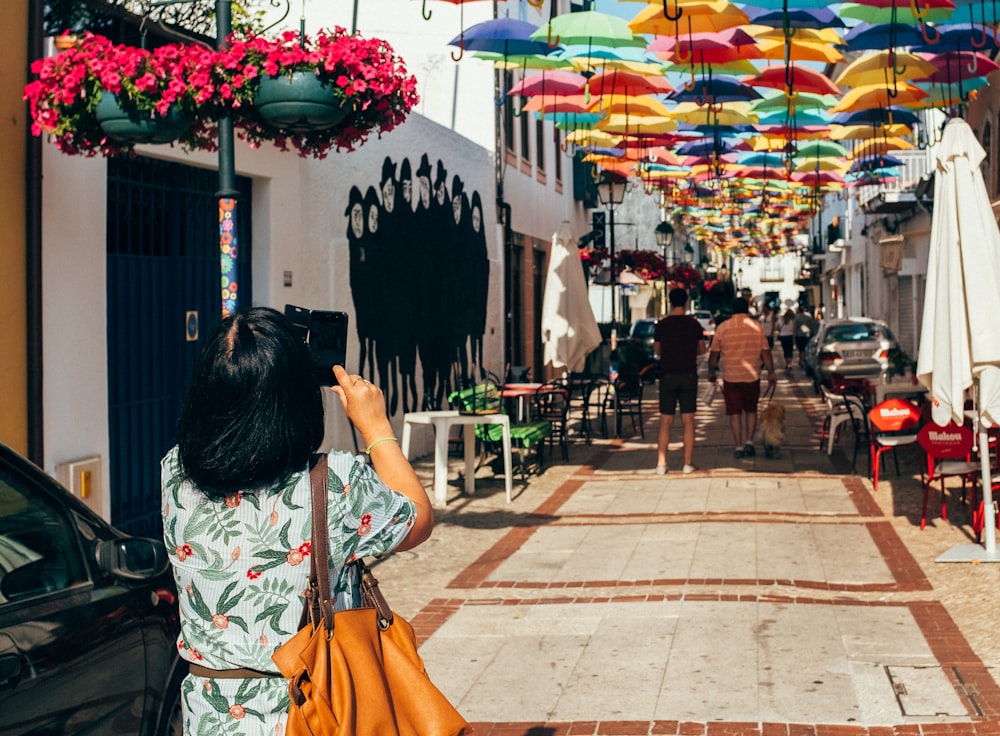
[743,442,756,457]
[733,448,745,459]
[682,464,696,474]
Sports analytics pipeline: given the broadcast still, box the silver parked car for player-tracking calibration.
[804,317,898,392]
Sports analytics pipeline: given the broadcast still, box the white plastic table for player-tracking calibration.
[400,410,513,507]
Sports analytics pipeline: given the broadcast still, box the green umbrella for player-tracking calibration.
[795,140,850,159]
[530,10,645,50]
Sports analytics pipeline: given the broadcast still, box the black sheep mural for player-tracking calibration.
[348,154,490,415]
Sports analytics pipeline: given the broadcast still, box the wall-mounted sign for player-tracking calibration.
[186,311,199,342]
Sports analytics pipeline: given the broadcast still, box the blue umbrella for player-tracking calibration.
[448,18,554,58]
[843,21,929,50]
[668,76,762,104]
[849,155,904,173]
[833,108,921,126]
[746,6,845,28]
[676,137,739,157]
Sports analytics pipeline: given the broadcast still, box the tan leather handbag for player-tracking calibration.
[272,455,471,736]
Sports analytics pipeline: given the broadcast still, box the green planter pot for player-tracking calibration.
[256,72,349,132]
[95,93,192,145]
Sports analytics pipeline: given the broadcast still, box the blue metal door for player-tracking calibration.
[106,156,252,536]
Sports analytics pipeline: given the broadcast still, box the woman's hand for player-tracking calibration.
[329,365,433,548]
[330,365,393,444]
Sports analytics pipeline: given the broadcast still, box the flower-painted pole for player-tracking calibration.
[215,0,240,317]
[149,0,240,317]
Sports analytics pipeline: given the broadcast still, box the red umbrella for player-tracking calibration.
[744,65,841,97]
[583,69,674,97]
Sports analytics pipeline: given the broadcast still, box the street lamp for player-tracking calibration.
[655,220,674,287]
[597,172,627,328]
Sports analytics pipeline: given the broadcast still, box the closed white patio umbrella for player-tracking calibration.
[915,117,1000,561]
[542,222,603,374]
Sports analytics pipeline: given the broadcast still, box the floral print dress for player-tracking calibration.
[161,446,417,736]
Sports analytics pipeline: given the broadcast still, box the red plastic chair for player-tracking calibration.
[867,398,922,493]
[917,421,977,530]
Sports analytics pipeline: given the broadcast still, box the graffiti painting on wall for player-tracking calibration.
[345,153,490,416]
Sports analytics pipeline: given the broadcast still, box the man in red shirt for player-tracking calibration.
[707,298,777,458]
[653,288,708,474]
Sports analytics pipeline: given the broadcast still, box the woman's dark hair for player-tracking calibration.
[176,306,325,499]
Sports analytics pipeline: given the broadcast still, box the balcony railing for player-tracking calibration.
[857,149,932,211]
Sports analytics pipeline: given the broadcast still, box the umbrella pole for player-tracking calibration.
[979,425,997,553]
[937,397,1000,562]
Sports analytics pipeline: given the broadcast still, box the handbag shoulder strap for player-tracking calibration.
[303,453,333,629]
[305,453,396,631]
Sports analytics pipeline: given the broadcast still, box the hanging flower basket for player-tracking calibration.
[95,92,194,144]
[255,71,349,131]
[228,28,419,157]
[24,27,418,159]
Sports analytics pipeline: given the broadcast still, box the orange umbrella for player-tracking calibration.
[628,0,744,35]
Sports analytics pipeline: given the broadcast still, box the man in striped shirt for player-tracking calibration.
[707,298,777,458]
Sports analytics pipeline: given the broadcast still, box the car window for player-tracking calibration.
[632,321,655,338]
[0,474,88,604]
[825,324,889,343]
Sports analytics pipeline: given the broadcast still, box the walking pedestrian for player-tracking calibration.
[759,304,776,351]
[708,298,777,458]
[793,305,818,367]
[653,288,707,474]
[778,309,795,370]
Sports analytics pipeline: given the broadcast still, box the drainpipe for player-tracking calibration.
[26,0,44,464]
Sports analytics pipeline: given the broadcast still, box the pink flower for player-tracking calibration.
[175,544,194,561]
[228,705,246,720]
[286,549,305,566]
[212,614,229,630]
[224,492,241,508]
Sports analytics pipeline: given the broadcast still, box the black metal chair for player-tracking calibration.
[841,392,871,475]
[582,376,612,441]
[533,382,570,461]
[613,364,654,438]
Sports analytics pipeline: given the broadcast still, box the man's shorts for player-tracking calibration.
[722,380,761,416]
[659,372,698,415]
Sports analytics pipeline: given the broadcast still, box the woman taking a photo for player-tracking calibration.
[161,306,433,735]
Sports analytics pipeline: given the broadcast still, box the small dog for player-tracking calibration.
[755,402,786,458]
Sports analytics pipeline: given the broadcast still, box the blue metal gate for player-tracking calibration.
[106,157,252,536]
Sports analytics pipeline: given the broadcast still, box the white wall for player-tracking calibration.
[40,111,497,513]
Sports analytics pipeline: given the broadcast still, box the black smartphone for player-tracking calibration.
[306,310,349,386]
[284,305,348,386]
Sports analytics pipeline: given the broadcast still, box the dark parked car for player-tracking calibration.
[627,318,657,360]
[803,317,898,393]
[0,442,183,736]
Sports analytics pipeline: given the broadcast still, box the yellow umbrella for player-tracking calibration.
[628,0,744,35]
[755,37,843,64]
[671,101,758,126]
[793,158,849,173]
[832,82,929,113]
[833,51,939,88]
[566,129,623,148]
[849,136,914,155]
[748,26,844,44]
[595,94,672,116]
[599,113,677,134]
[829,123,913,140]
[662,59,759,76]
